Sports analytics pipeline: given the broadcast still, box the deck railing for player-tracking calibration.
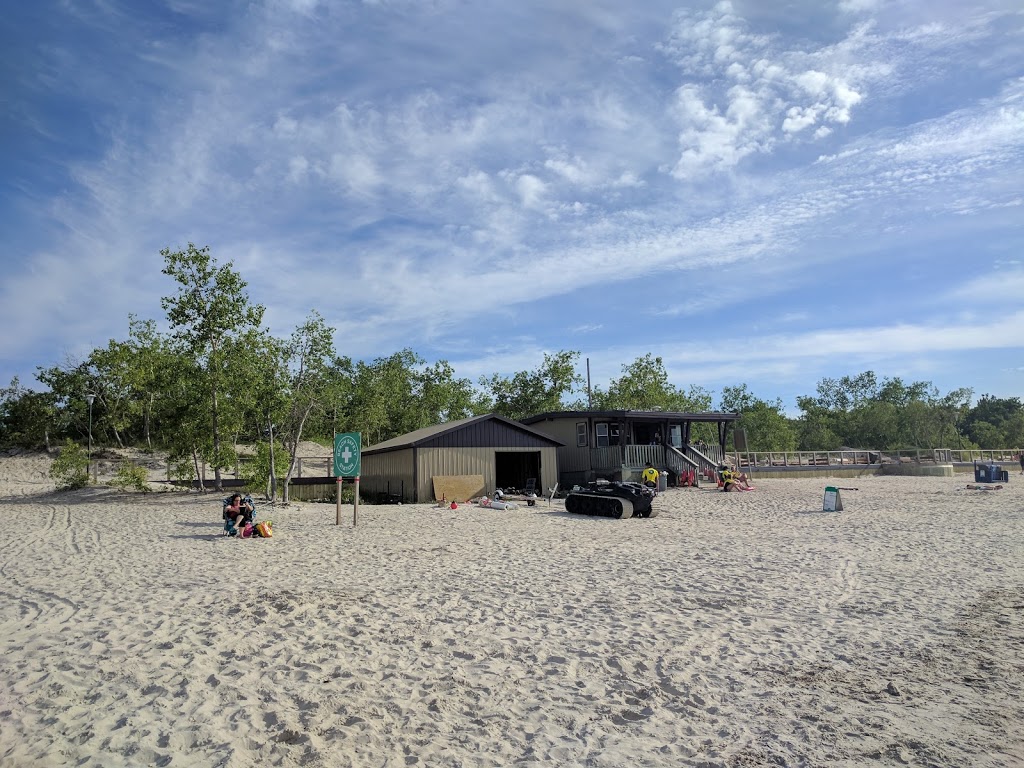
[624,444,664,468]
[736,448,1021,468]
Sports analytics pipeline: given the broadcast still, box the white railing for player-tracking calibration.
[625,444,663,467]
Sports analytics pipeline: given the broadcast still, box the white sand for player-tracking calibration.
[1,452,1022,767]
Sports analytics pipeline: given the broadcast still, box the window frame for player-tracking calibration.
[576,422,588,447]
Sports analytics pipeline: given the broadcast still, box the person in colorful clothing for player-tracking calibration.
[641,462,660,488]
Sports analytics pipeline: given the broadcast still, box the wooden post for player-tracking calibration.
[336,478,343,525]
[353,477,360,527]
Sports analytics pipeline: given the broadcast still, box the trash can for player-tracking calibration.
[657,471,668,493]
[974,462,1000,483]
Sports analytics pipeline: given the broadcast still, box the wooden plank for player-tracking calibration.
[432,474,486,503]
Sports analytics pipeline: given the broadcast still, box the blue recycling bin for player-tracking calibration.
[973,462,1000,483]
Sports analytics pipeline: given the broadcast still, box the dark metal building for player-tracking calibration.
[360,413,563,503]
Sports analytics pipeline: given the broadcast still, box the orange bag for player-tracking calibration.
[255,521,273,538]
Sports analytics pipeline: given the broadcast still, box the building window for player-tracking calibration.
[595,423,609,448]
[670,425,682,448]
[609,424,620,446]
[576,422,588,447]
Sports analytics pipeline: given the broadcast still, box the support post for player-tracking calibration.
[353,477,360,527]
[336,478,343,525]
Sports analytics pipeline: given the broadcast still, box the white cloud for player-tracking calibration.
[660,2,878,175]
[839,0,882,14]
[2,0,1023,408]
[949,269,1024,305]
[515,174,547,209]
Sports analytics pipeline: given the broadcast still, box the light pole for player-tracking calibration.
[86,393,96,482]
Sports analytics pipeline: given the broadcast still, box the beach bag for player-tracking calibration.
[241,523,254,538]
[255,521,273,538]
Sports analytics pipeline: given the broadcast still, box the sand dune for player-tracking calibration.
[1,453,1022,767]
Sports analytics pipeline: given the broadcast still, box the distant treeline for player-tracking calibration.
[2,246,1021,484]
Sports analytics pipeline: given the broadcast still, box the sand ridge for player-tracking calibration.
[1,454,1022,767]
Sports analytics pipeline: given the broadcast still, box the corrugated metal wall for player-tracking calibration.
[422,420,556,449]
[361,448,415,502]
[417,446,558,501]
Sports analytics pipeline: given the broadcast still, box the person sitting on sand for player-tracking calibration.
[224,493,254,536]
[719,466,752,492]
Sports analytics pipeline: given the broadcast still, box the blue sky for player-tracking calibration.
[2,0,1022,413]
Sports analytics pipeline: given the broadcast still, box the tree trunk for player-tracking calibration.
[192,447,204,493]
[210,344,223,492]
[281,405,314,505]
[268,417,277,503]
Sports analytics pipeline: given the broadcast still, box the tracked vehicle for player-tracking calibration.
[564,480,657,519]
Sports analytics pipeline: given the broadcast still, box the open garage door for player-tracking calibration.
[495,451,541,492]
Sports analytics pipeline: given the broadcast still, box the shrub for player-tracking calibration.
[113,460,150,493]
[49,440,89,490]
[241,441,290,498]
[170,454,197,485]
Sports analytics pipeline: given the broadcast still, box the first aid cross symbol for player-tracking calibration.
[334,432,361,477]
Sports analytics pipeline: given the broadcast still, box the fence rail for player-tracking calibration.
[736,448,1021,469]
[256,447,1022,481]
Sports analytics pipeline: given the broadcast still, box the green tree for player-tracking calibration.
[280,312,335,503]
[123,316,179,449]
[349,349,423,444]
[797,371,976,450]
[0,377,59,450]
[35,361,95,447]
[415,360,481,425]
[479,351,583,421]
[591,354,712,413]
[719,384,796,451]
[962,395,1022,447]
[160,244,265,491]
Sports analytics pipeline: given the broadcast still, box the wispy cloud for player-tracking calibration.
[2,0,1022,406]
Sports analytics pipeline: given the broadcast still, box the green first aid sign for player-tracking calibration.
[334,432,361,477]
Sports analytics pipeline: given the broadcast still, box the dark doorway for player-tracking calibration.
[634,423,663,445]
[495,451,541,491]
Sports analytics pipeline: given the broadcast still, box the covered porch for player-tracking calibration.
[520,410,741,488]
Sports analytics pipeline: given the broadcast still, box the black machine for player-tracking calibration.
[564,480,657,519]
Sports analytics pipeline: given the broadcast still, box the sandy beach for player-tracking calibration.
[1,452,1022,767]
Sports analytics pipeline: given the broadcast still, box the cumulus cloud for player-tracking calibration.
[661,1,874,176]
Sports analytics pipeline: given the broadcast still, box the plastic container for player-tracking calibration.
[973,463,1001,483]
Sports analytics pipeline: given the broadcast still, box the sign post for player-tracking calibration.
[823,486,844,512]
[333,432,362,526]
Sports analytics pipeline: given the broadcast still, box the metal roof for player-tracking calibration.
[363,413,565,454]
[521,409,741,423]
